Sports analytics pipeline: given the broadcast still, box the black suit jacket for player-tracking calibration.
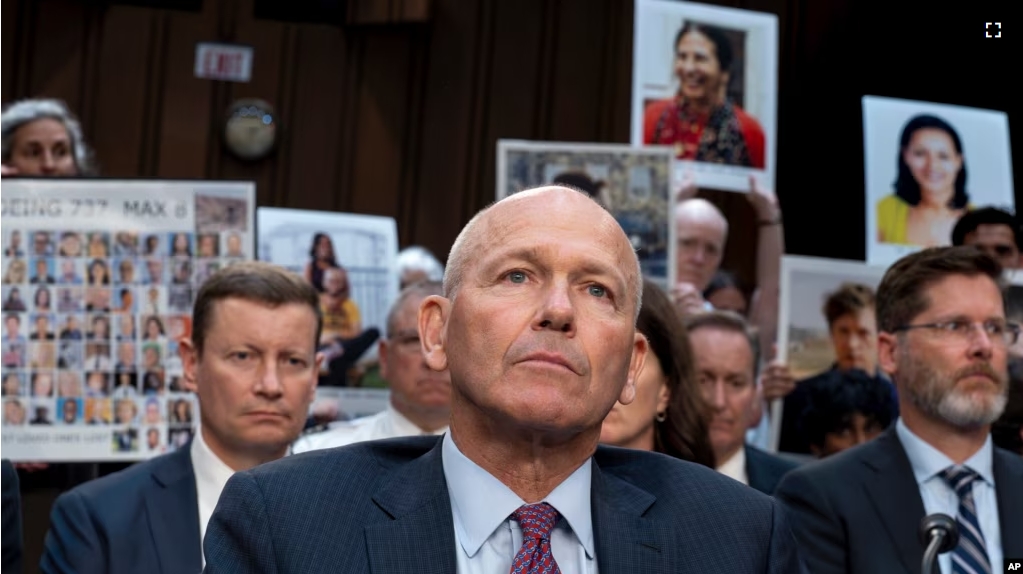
[40,445,202,574]
[2,459,23,574]
[203,436,804,573]
[746,444,799,495]
[776,427,1023,574]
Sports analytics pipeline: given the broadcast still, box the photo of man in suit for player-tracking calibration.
[777,246,1023,574]
[685,310,799,495]
[202,186,803,573]
[40,261,323,574]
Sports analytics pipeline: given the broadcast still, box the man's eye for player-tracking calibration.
[507,271,527,283]
[588,285,607,298]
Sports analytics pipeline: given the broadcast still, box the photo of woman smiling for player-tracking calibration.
[642,21,765,169]
[876,114,971,247]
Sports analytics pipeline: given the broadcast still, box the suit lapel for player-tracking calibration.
[861,429,926,574]
[744,445,769,494]
[365,442,457,574]
[145,446,202,574]
[994,447,1023,559]
[591,460,660,574]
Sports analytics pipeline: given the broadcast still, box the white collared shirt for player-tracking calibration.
[716,447,748,486]
[190,428,236,568]
[441,432,597,574]
[896,419,1002,573]
[291,403,448,453]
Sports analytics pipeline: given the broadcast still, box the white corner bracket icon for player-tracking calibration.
[985,22,1002,38]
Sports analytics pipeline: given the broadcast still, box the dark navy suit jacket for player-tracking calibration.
[40,445,202,574]
[203,436,804,573]
[776,427,1023,574]
[2,459,22,574]
[745,444,799,495]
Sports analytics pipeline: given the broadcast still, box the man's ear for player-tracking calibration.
[377,339,391,380]
[877,331,899,377]
[419,295,450,373]
[179,338,199,393]
[619,333,649,406]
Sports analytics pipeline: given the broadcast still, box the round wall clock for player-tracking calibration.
[223,98,277,161]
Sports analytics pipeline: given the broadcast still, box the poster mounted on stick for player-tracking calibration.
[631,0,778,193]
[257,208,399,380]
[769,255,889,454]
[1,179,255,461]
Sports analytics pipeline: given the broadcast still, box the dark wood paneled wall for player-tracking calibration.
[3,0,1018,293]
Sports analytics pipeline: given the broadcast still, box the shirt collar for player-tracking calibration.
[190,426,238,496]
[895,418,994,487]
[388,403,447,436]
[716,446,747,485]
[441,432,594,559]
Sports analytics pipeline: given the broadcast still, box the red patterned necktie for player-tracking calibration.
[510,502,562,574]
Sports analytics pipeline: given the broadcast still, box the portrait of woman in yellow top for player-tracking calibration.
[876,114,971,247]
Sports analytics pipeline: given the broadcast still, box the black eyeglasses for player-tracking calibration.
[892,320,1021,346]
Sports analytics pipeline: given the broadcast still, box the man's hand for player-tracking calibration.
[760,361,796,403]
[674,168,698,202]
[671,282,708,317]
[745,175,780,222]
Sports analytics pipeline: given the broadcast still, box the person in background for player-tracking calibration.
[1,98,95,176]
[776,283,898,455]
[799,369,895,458]
[40,262,323,573]
[600,279,716,468]
[3,288,26,312]
[303,232,338,293]
[776,246,1023,574]
[686,310,799,495]
[396,245,444,290]
[876,114,971,247]
[295,280,450,452]
[951,206,1022,271]
[703,270,749,315]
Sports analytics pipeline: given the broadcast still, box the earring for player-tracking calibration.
[655,411,666,422]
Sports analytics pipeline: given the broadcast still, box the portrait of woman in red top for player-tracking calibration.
[643,22,765,169]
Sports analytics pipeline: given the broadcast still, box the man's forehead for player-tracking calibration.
[969,223,1015,242]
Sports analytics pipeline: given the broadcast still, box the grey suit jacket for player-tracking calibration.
[203,436,804,573]
[40,445,202,574]
[776,427,1023,574]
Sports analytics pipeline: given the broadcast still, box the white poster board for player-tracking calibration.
[864,96,1015,266]
[769,255,888,452]
[631,0,778,193]
[1,179,255,461]
[496,140,676,291]
[256,208,399,357]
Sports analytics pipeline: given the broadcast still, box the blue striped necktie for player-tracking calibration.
[939,466,992,574]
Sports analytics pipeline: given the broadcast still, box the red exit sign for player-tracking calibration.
[194,43,253,82]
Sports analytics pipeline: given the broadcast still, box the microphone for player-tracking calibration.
[919,513,959,574]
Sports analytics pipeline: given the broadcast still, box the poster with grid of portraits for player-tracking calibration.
[1,179,255,461]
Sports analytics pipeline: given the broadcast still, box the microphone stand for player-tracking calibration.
[921,530,949,574]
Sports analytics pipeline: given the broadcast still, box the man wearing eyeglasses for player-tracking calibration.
[776,246,1023,574]
[293,280,451,453]
[952,207,1022,271]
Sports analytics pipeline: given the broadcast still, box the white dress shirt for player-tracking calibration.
[441,432,597,574]
[190,428,236,568]
[292,403,448,453]
[716,447,748,486]
[896,419,1002,573]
